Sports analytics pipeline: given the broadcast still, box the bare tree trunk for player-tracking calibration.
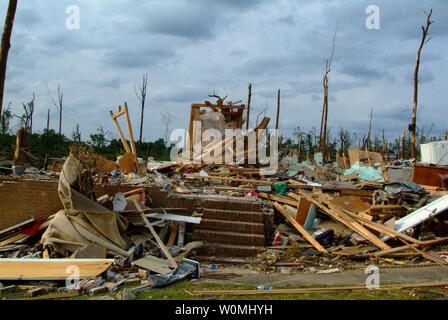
[161,111,173,148]
[367,108,373,151]
[46,84,63,135]
[0,0,18,118]
[135,73,148,154]
[45,108,50,153]
[402,130,406,160]
[320,26,337,159]
[246,83,252,131]
[58,85,63,135]
[275,89,280,130]
[411,9,433,159]
[322,82,329,158]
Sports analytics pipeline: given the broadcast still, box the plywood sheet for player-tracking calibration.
[0,259,114,280]
[132,255,173,274]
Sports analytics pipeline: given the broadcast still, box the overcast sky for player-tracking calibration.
[1,0,447,145]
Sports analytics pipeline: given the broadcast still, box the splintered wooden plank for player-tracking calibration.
[189,281,448,296]
[259,193,297,207]
[124,102,137,156]
[131,255,173,274]
[329,196,369,214]
[167,222,179,247]
[293,191,390,251]
[0,233,28,247]
[110,109,131,154]
[0,259,114,280]
[131,198,178,269]
[273,202,327,254]
[112,109,126,119]
[325,203,391,251]
[341,209,420,245]
[295,197,311,225]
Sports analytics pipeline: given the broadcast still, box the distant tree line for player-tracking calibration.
[0,99,173,167]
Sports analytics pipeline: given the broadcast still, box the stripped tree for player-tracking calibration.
[14,93,35,132]
[46,84,64,135]
[135,73,148,154]
[319,26,337,160]
[410,9,433,159]
[0,0,18,118]
[160,111,174,148]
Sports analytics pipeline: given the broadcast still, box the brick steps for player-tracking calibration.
[200,199,262,212]
[192,199,268,257]
[192,229,265,247]
[199,243,264,257]
[202,208,264,223]
[195,219,265,234]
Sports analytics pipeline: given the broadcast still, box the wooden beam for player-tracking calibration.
[167,222,179,247]
[131,198,178,269]
[295,197,311,225]
[259,193,297,207]
[190,175,274,185]
[273,202,328,254]
[342,209,420,245]
[290,191,390,250]
[189,281,448,296]
[112,109,126,119]
[0,259,114,280]
[124,102,137,156]
[373,237,448,257]
[110,108,131,154]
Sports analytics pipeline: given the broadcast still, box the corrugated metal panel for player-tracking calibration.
[420,141,448,165]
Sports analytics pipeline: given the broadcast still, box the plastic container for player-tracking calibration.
[256,286,273,290]
[272,231,284,246]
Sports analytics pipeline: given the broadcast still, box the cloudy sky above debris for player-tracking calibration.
[1,0,447,145]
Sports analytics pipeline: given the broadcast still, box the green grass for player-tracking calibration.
[1,280,447,300]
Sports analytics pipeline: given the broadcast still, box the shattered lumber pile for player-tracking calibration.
[0,145,203,300]
[2,141,448,299]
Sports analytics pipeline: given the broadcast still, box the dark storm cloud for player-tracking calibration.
[340,64,388,80]
[15,8,42,27]
[151,85,209,104]
[96,77,121,89]
[142,3,217,40]
[0,0,446,142]
[103,46,176,68]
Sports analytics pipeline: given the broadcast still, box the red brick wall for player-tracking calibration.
[0,179,63,230]
[0,180,167,230]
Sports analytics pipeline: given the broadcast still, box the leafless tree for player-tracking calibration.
[410,9,433,159]
[135,73,148,153]
[0,0,18,118]
[72,123,81,142]
[160,111,174,148]
[14,93,35,132]
[46,83,64,135]
[319,25,337,159]
[367,108,374,150]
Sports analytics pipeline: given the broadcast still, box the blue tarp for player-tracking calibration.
[344,162,384,182]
